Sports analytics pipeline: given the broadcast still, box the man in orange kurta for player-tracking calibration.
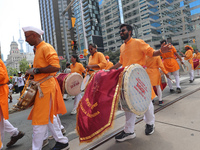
[146,56,168,105]
[160,40,183,93]
[105,55,114,70]
[0,59,9,149]
[182,45,194,83]
[22,26,69,150]
[110,24,172,142]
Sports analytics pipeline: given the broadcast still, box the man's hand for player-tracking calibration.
[26,68,36,75]
[165,74,170,79]
[160,42,172,53]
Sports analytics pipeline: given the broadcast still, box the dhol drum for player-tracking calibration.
[193,59,200,70]
[177,59,192,75]
[118,64,152,116]
[81,74,91,91]
[13,80,37,111]
[153,70,167,95]
[56,73,83,96]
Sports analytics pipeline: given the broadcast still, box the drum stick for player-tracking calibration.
[169,77,175,83]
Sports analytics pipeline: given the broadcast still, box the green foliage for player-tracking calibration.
[7,66,18,76]
[19,59,29,73]
[192,45,197,50]
[103,50,120,64]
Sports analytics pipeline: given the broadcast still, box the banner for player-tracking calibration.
[76,68,124,143]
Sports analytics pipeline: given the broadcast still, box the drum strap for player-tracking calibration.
[33,76,53,98]
[163,57,175,60]
[0,83,6,86]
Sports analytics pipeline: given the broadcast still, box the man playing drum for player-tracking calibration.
[109,24,172,142]
[70,55,86,115]
[145,56,169,106]
[180,45,194,83]
[23,26,69,150]
[160,40,183,93]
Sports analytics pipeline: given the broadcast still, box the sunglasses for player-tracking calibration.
[89,48,93,51]
[119,29,126,33]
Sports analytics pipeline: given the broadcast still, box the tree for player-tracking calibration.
[19,59,29,73]
[103,50,120,64]
[7,66,18,76]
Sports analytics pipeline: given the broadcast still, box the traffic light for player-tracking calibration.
[71,40,78,50]
[71,17,76,28]
[83,49,88,56]
[193,39,195,43]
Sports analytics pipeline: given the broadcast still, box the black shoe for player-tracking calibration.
[152,100,155,104]
[51,142,69,150]
[145,124,155,135]
[176,88,181,93]
[170,89,175,93]
[189,79,194,83]
[115,131,136,142]
[158,100,163,106]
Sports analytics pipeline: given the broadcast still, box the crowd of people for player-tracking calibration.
[0,23,199,150]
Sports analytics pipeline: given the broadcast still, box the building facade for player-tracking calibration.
[6,40,26,71]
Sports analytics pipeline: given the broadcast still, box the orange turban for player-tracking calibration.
[185,45,194,52]
[105,55,109,59]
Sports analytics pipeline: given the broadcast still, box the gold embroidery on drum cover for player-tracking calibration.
[80,100,100,118]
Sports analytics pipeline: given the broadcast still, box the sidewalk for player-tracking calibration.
[69,75,200,150]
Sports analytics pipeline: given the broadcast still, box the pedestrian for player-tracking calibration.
[70,55,86,115]
[64,63,71,74]
[180,45,194,83]
[109,24,172,142]
[22,26,69,150]
[13,71,25,96]
[160,39,183,93]
[86,43,107,74]
[145,56,169,106]
[104,55,114,70]
[8,81,13,103]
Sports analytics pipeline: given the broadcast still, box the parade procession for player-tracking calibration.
[1,0,200,150]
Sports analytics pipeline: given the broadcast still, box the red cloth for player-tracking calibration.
[56,73,70,95]
[153,78,167,95]
[193,59,199,70]
[76,68,124,143]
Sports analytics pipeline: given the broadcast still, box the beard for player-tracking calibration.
[120,32,129,40]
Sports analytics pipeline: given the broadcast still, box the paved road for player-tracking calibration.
[2,73,200,150]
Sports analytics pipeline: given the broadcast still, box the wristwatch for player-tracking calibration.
[34,68,40,74]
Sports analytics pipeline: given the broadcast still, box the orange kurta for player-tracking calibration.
[28,41,67,125]
[88,52,107,74]
[193,53,200,59]
[119,38,156,100]
[0,134,2,149]
[146,56,168,86]
[160,46,180,72]
[70,62,85,75]
[0,59,9,120]
[105,61,114,70]
[184,50,194,70]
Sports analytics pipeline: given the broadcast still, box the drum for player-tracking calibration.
[81,74,91,91]
[193,59,200,70]
[118,64,152,116]
[177,59,192,75]
[153,70,167,95]
[56,73,83,96]
[15,81,37,110]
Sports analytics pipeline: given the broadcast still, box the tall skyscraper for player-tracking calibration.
[72,0,103,52]
[18,28,24,53]
[99,0,123,51]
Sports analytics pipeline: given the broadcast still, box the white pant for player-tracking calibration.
[189,70,194,80]
[0,107,5,150]
[167,70,181,89]
[124,102,155,133]
[156,85,162,101]
[195,69,200,75]
[73,93,82,110]
[32,115,68,150]
[4,119,19,136]
[44,114,65,140]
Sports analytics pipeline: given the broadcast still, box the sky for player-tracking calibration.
[0,0,41,61]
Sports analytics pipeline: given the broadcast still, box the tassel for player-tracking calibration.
[37,84,44,98]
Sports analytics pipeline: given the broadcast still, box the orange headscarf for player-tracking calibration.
[185,45,194,53]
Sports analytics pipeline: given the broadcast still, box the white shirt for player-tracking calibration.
[8,84,13,93]
[15,77,25,87]
[64,68,71,74]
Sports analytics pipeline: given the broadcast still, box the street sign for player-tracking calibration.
[79,54,84,59]
[80,58,86,62]
[58,56,65,60]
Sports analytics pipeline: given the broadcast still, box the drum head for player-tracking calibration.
[123,64,152,116]
[65,73,83,96]
[81,75,90,91]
